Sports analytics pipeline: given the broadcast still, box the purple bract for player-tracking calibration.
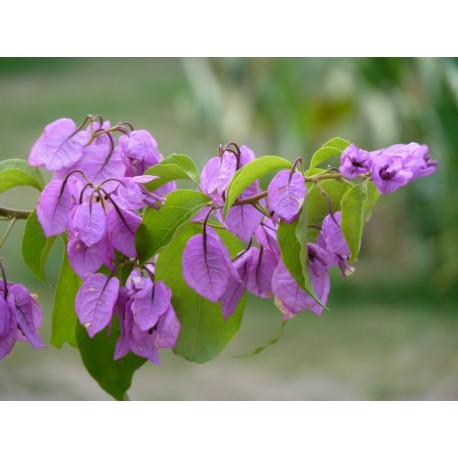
[267,169,306,223]
[340,144,373,179]
[0,280,45,360]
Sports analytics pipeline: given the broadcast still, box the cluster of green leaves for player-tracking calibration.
[0,138,380,400]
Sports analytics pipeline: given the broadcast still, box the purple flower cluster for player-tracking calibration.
[340,142,438,193]
[183,206,351,320]
[31,117,173,279]
[0,271,45,360]
[75,268,179,365]
[182,144,352,320]
[114,269,179,364]
[29,116,179,365]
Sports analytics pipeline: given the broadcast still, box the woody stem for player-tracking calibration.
[0,206,31,220]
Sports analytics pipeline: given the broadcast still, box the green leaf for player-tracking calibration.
[0,159,45,193]
[76,318,146,401]
[50,247,82,348]
[309,137,350,169]
[277,217,322,306]
[322,137,351,151]
[341,183,367,263]
[223,156,292,218]
[305,167,326,177]
[161,153,200,182]
[155,223,245,363]
[363,180,380,222]
[306,179,350,240]
[143,153,200,191]
[136,190,210,264]
[295,205,310,288]
[21,210,55,282]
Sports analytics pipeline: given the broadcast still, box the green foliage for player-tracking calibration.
[306,179,350,240]
[277,214,322,306]
[50,246,81,348]
[136,189,210,264]
[76,318,146,401]
[223,156,292,217]
[0,159,44,193]
[309,137,351,169]
[155,223,245,363]
[144,153,200,191]
[363,180,380,222]
[341,184,367,263]
[21,210,55,282]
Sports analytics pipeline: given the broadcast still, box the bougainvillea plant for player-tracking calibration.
[0,115,438,399]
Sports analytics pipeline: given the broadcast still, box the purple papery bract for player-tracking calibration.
[129,324,161,365]
[340,144,373,179]
[0,295,10,336]
[28,118,88,170]
[182,229,233,303]
[74,202,106,247]
[154,305,180,349]
[267,170,306,223]
[255,221,281,261]
[114,300,134,360]
[113,178,146,211]
[272,246,330,319]
[73,142,126,189]
[115,295,179,366]
[200,152,237,198]
[246,247,277,298]
[65,175,84,202]
[226,182,264,241]
[113,289,132,360]
[226,204,264,242]
[119,130,162,177]
[106,207,141,258]
[67,236,106,278]
[220,249,252,319]
[401,143,437,178]
[37,179,73,237]
[219,272,245,321]
[369,143,438,194]
[119,130,161,162]
[131,279,172,332]
[239,145,256,167]
[371,157,413,194]
[75,274,120,338]
[0,296,17,360]
[9,284,45,349]
[272,262,311,319]
[317,211,353,276]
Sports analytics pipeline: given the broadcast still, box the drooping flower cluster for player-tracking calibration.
[0,264,45,360]
[114,268,179,364]
[32,117,174,278]
[28,116,179,365]
[340,142,438,193]
[182,141,438,321]
[183,145,340,320]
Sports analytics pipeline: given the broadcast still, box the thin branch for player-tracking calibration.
[233,190,268,207]
[305,172,343,183]
[0,206,31,220]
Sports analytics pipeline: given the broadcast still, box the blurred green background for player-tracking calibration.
[0,57,457,400]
